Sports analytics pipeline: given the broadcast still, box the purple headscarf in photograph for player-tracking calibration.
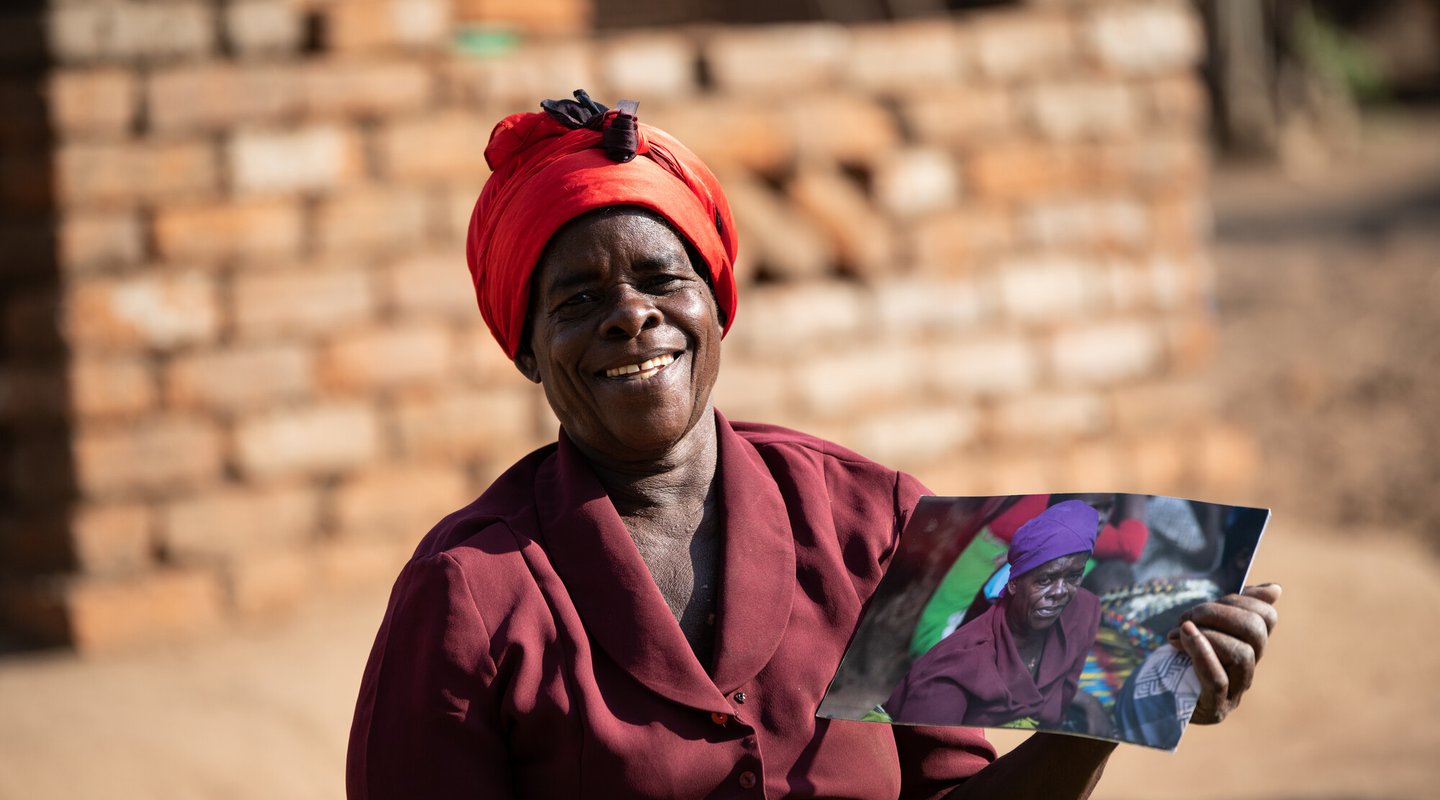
[1006,499,1100,578]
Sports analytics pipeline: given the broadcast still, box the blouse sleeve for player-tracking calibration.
[347,552,513,799]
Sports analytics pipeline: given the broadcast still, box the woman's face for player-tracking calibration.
[1007,552,1088,635]
[516,209,723,463]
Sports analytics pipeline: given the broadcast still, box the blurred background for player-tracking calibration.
[0,0,1436,797]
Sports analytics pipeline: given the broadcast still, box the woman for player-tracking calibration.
[347,92,1280,799]
[885,500,1104,730]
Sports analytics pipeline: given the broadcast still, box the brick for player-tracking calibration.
[1095,136,1208,191]
[704,24,846,95]
[966,142,1091,201]
[375,112,492,182]
[872,148,961,218]
[73,416,225,497]
[0,513,72,574]
[48,1,215,63]
[393,387,536,459]
[927,337,1041,397]
[164,343,314,411]
[1050,320,1164,386]
[644,101,793,173]
[843,20,967,92]
[325,0,452,52]
[234,403,383,479]
[874,278,986,336]
[70,502,155,575]
[1109,378,1213,430]
[161,484,321,562]
[154,198,304,263]
[723,282,865,358]
[56,139,218,207]
[147,63,303,134]
[0,151,51,212]
[63,569,225,652]
[1146,74,1208,129]
[1165,311,1217,372]
[232,266,376,339]
[786,94,900,165]
[906,206,1016,275]
[847,405,978,467]
[1085,2,1203,76]
[721,171,833,282]
[454,0,588,33]
[226,549,311,617]
[228,124,366,194]
[443,40,596,107]
[994,254,1102,323]
[313,187,429,255]
[711,360,790,423]
[314,539,411,590]
[1129,433,1188,490]
[319,323,453,391]
[438,184,482,240]
[64,271,220,352]
[58,211,144,272]
[788,167,895,279]
[1019,198,1150,248]
[900,87,1020,148]
[972,12,1077,80]
[69,354,156,418]
[8,429,78,503]
[1196,423,1260,492]
[47,68,138,137]
[302,58,433,118]
[333,464,470,541]
[596,32,696,99]
[991,392,1109,441]
[793,344,924,418]
[1150,191,1212,252]
[452,325,526,385]
[223,0,304,56]
[1026,82,1141,141]
[1058,441,1128,492]
[384,250,480,318]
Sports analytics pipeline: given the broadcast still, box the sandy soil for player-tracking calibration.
[1,115,1437,799]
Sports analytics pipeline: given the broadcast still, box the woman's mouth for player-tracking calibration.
[1033,606,1062,618]
[602,353,677,380]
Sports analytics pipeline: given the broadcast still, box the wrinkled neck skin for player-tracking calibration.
[569,401,719,530]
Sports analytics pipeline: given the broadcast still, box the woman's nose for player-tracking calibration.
[601,285,661,338]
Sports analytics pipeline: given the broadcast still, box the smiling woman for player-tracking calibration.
[345,91,1281,800]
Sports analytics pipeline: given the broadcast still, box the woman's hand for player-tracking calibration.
[1169,583,1282,725]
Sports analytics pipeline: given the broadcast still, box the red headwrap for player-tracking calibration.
[466,92,740,359]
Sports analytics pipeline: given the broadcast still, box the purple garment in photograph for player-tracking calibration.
[1006,499,1100,578]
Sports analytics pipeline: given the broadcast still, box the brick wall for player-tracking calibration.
[0,0,1254,651]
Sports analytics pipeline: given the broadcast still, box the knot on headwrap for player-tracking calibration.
[467,89,739,359]
[1007,500,1100,579]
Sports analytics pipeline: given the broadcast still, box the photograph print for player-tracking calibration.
[816,493,1269,750]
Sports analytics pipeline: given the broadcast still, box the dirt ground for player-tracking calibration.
[2,113,1438,799]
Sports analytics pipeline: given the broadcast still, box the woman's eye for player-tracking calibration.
[560,290,598,308]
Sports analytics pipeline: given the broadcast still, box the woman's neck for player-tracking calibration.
[575,411,720,527]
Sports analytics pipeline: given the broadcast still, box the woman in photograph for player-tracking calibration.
[346,92,1280,799]
[885,501,1108,731]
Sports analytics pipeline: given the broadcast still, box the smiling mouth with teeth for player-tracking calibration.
[603,353,677,380]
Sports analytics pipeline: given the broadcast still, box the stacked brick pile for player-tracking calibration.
[0,0,1255,651]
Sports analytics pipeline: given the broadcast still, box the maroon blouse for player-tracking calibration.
[347,413,994,799]
[885,590,1101,728]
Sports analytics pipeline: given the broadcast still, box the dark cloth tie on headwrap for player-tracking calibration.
[1006,499,1100,579]
[466,90,739,359]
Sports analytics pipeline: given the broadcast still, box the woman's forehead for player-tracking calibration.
[537,212,692,285]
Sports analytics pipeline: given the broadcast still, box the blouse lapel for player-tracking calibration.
[709,412,797,694]
[536,430,729,713]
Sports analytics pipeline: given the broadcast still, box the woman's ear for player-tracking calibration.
[514,349,542,384]
[1006,581,1017,595]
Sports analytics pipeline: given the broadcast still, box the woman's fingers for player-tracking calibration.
[1178,620,1230,724]
[1180,598,1273,661]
